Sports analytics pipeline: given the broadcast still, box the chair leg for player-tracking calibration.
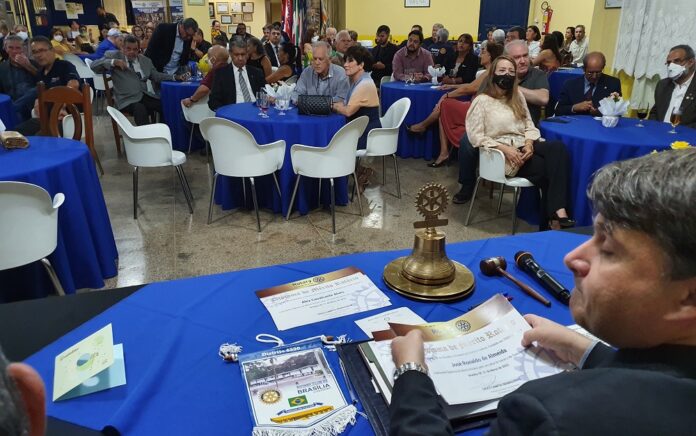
[249,177,261,232]
[111,118,122,156]
[352,172,364,216]
[40,258,65,296]
[465,177,482,226]
[497,184,505,215]
[90,145,104,176]
[175,166,194,214]
[330,177,336,235]
[318,178,322,206]
[382,156,386,185]
[489,181,494,199]
[286,175,301,220]
[181,165,194,206]
[187,123,194,154]
[133,166,138,219]
[392,154,401,199]
[272,172,282,198]
[242,177,247,206]
[208,172,218,224]
[512,187,520,235]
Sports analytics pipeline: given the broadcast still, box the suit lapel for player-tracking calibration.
[680,74,696,111]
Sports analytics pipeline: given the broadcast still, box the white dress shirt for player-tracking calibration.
[663,72,694,123]
[569,38,589,65]
[234,65,254,103]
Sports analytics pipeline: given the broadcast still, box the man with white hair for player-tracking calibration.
[423,22,443,49]
[325,27,337,48]
[427,27,453,69]
[492,28,506,44]
[87,27,122,60]
[293,41,349,103]
[0,34,38,121]
[331,29,353,65]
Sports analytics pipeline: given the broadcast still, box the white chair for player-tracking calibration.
[199,117,285,232]
[63,53,93,80]
[107,106,194,219]
[85,58,109,114]
[356,97,410,199]
[464,148,536,235]
[286,116,369,235]
[0,181,66,296]
[180,96,214,155]
[380,76,392,87]
[62,87,95,141]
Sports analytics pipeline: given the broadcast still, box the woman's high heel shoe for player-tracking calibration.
[427,155,450,168]
[550,213,576,229]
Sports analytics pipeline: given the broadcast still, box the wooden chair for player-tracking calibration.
[103,73,124,156]
[37,82,103,175]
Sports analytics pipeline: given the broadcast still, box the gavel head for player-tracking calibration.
[479,256,508,276]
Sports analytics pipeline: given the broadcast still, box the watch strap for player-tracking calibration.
[393,361,428,381]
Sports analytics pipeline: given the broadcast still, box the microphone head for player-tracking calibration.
[514,251,532,267]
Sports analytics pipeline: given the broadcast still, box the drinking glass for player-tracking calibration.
[635,106,648,127]
[277,98,289,115]
[405,69,415,85]
[669,108,682,134]
[256,92,265,117]
[259,94,270,118]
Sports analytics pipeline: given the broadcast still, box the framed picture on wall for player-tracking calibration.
[187,0,205,5]
[208,2,215,17]
[242,2,253,13]
[216,2,229,14]
[232,14,243,24]
[228,25,236,34]
[231,2,242,13]
[220,14,232,24]
[605,0,622,8]
[404,0,429,7]
[243,12,253,21]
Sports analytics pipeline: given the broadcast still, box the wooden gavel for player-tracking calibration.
[480,257,551,307]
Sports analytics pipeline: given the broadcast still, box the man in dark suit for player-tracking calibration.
[649,44,696,129]
[389,149,696,435]
[555,51,622,116]
[371,25,398,87]
[264,25,283,67]
[144,18,198,74]
[96,6,119,29]
[208,38,265,111]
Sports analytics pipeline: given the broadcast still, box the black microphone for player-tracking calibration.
[514,251,571,305]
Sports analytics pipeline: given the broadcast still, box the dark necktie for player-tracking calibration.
[238,68,251,103]
[584,83,595,101]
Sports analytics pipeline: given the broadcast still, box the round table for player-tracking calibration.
[0,137,118,301]
[517,117,696,227]
[0,93,17,130]
[548,67,584,102]
[160,80,203,152]
[380,81,448,160]
[215,103,347,217]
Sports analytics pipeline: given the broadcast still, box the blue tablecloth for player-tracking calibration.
[547,68,583,102]
[0,137,118,300]
[517,117,696,226]
[381,81,448,160]
[0,93,17,130]
[160,80,203,152]
[25,230,586,436]
[215,102,348,216]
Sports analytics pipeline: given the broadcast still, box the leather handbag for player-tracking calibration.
[297,94,332,115]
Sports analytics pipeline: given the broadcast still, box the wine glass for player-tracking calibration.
[256,92,265,117]
[669,108,682,134]
[635,106,648,127]
[405,68,414,86]
[259,94,270,118]
[277,98,289,115]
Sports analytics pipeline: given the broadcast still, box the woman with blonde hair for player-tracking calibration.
[465,55,574,228]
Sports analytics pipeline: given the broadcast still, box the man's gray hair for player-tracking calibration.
[228,36,247,50]
[312,40,331,52]
[336,29,350,41]
[3,34,23,48]
[436,28,449,43]
[492,29,505,43]
[588,149,696,280]
[504,39,528,55]
[432,23,444,30]
[0,348,29,435]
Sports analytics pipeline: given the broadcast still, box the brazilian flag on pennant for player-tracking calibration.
[288,395,308,407]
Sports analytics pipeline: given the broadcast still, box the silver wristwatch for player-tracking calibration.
[393,362,428,381]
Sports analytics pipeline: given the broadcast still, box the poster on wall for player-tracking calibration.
[170,0,184,21]
[132,0,165,26]
[65,3,79,19]
[54,0,67,11]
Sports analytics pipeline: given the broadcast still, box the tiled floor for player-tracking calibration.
[90,113,536,291]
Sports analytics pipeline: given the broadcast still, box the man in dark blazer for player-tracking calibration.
[208,38,265,111]
[264,26,282,67]
[389,149,696,435]
[555,51,622,116]
[371,25,398,87]
[144,18,198,74]
[649,44,696,129]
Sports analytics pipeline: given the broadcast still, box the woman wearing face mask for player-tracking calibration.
[50,28,86,59]
[265,42,297,84]
[466,55,574,229]
[246,37,273,78]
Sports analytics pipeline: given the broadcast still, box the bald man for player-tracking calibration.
[555,51,621,116]
[182,45,230,107]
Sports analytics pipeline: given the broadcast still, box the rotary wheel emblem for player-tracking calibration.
[415,183,449,219]
[260,389,281,404]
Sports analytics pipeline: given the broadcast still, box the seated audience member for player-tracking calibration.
[392,30,434,82]
[211,20,228,44]
[15,36,80,136]
[398,25,423,49]
[265,42,297,84]
[525,25,541,59]
[183,45,229,108]
[145,18,198,74]
[441,33,479,85]
[66,20,80,40]
[235,23,253,42]
[555,52,621,116]
[552,30,573,66]
[87,28,122,60]
[649,44,696,129]
[293,41,350,104]
[98,27,108,43]
[491,28,506,45]
[300,26,316,67]
[0,35,39,121]
[198,35,227,75]
[505,26,525,43]
[272,21,291,44]
[91,35,183,125]
[260,24,273,44]
[532,33,563,73]
[132,25,145,42]
[208,38,265,111]
[563,26,574,50]
[0,346,47,436]
[141,26,153,51]
[428,28,454,70]
[569,24,589,65]
[331,30,353,66]
[423,23,443,49]
[324,26,337,48]
[348,30,358,43]
[246,37,273,78]
[189,28,211,62]
[50,28,86,59]
[264,25,283,67]
[486,27,496,44]
[371,25,397,87]
[389,148,696,436]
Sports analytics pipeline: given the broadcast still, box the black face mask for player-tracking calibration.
[493,73,515,90]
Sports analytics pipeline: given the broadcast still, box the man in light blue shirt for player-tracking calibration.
[293,41,349,103]
[87,28,122,60]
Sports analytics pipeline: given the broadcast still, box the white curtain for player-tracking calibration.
[613,0,696,107]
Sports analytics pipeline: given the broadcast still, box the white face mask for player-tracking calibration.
[667,62,686,80]
[207,57,215,67]
[17,31,28,41]
[53,35,64,42]
[311,35,319,43]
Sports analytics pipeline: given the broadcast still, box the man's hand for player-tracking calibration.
[13,53,31,69]
[498,144,525,168]
[373,61,385,70]
[572,100,594,113]
[174,72,190,82]
[521,314,594,367]
[520,141,534,161]
[112,59,128,70]
[182,97,193,108]
[391,329,427,368]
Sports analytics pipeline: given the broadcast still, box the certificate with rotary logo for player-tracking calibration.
[256,267,391,331]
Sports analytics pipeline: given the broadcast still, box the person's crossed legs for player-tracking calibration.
[453,135,479,204]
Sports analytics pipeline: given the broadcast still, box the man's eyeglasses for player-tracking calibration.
[584,70,602,77]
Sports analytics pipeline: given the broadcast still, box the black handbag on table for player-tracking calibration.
[297,94,332,115]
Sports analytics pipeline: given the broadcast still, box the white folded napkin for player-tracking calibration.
[598,96,629,117]
[427,65,445,85]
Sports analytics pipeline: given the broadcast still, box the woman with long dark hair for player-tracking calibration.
[526,25,541,59]
[246,37,272,78]
[532,33,562,73]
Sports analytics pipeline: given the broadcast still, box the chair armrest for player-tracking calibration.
[259,140,286,170]
[128,123,172,143]
[52,193,65,209]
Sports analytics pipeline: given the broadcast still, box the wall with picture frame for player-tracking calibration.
[209,0,264,38]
